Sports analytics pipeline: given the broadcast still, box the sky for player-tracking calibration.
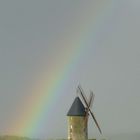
[0,0,140,139]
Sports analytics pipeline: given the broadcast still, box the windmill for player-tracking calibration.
[67,85,102,140]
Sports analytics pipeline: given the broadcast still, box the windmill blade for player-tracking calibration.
[85,91,94,117]
[77,85,90,117]
[77,85,89,107]
[90,111,102,134]
[78,85,102,134]
[88,91,94,109]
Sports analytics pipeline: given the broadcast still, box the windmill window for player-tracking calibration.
[84,127,87,133]
[70,125,72,133]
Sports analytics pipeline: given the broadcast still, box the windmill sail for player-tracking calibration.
[77,85,102,134]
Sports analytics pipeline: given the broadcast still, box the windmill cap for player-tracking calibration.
[67,97,86,116]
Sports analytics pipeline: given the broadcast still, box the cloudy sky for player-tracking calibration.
[0,0,140,139]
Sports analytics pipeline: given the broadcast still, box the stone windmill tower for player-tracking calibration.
[67,85,102,140]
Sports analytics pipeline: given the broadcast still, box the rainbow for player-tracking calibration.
[8,1,115,138]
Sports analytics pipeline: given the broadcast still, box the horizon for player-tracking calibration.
[0,132,140,140]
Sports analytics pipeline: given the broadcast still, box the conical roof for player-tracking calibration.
[67,97,86,116]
